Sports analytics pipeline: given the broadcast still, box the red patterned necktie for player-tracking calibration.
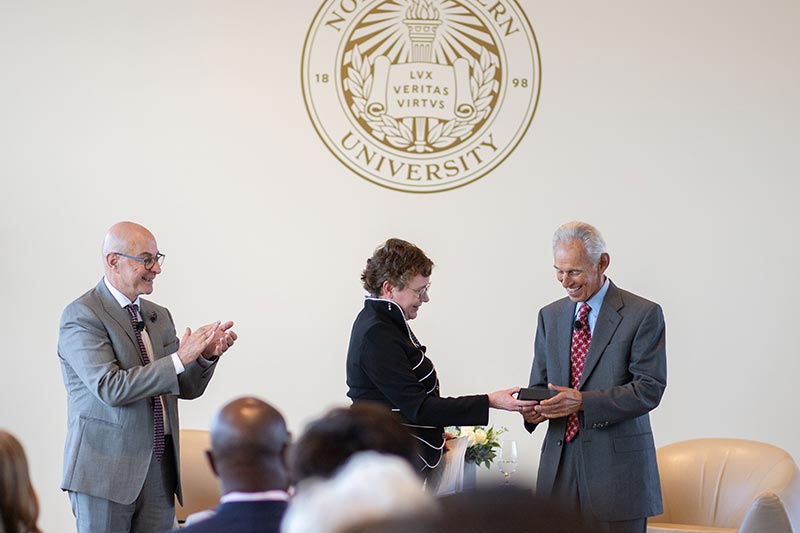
[126,304,166,461]
[565,303,591,443]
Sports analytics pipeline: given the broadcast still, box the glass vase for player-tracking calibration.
[463,461,477,491]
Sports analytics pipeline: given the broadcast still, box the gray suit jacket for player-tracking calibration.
[527,281,667,522]
[58,280,217,505]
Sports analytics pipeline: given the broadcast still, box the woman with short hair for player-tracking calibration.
[346,238,533,477]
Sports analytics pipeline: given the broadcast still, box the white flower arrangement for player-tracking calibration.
[445,425,507,469]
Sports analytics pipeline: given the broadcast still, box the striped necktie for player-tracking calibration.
[126,304,166,461]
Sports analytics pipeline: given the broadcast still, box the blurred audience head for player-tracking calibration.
[281,451,434,533]
[289,403,419,486]
[343,485,599,533]
[0,430,41,533]
[207,396,291,494]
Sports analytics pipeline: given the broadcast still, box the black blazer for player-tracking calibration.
[346,298,488,471]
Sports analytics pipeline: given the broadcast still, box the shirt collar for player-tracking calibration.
[103,276,141,309]
[365,296,409,320]
[364,297,421,345]
[220,490,290,504]
[573,277,610,333]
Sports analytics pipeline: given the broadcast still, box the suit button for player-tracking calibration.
[557,439,563,446]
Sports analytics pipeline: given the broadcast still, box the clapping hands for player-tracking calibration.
[202,320,237,358]
[176,320,238,365]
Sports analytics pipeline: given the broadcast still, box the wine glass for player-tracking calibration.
[496,439,518,485]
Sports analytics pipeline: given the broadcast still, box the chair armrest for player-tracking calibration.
[739,492,792,533]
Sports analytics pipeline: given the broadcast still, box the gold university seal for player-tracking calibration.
[302,0,541,193]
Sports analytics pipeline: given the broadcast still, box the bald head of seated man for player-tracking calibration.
[175,397,291,533]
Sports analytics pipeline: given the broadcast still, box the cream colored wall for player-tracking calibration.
[1,1,798,531]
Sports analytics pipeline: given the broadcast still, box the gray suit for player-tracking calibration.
[58,279,217,506]
[527,281,667,523]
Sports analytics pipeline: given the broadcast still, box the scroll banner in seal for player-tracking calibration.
[367,57,475,122]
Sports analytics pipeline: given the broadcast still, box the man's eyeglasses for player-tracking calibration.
[113,252,165,271]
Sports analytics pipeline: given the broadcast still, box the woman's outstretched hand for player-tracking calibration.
[488,386,539,412]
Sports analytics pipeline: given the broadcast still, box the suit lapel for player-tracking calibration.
[579,282,623,389]
[139,300,165,360]
[96,280,139,347]
[557,300,576,386]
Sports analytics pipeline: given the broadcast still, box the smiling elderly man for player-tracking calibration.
[521,221,667,533]
[58,221,238,533]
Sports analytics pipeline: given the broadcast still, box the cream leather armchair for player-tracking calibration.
[648,438,800,533]
[175,429,221,524]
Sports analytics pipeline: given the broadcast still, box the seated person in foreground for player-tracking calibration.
[169,396,291,533]
[288,403,420,488]
[281,451,436,533]
[0,430,42,533]
[341,485,598,533]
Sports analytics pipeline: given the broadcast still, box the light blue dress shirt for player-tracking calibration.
[574,277,610,335]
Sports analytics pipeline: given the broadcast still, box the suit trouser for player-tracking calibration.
[69,437,177,533]
[551,431,647,533]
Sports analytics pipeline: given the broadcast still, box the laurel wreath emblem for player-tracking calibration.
[344,45,499,153]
